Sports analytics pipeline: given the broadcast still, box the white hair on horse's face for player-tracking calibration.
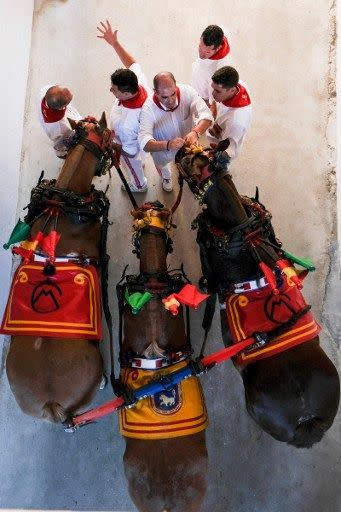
[143,340,166,358]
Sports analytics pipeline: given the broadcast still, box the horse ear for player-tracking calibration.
[98,111,107,130]
[68,118,78,130]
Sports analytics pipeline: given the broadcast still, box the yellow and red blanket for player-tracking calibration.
[226,276,320,365]
[119,361,208,440]
[0,262,102,339]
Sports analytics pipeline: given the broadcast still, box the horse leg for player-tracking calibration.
[6,336,103,422]
[241,339,340,447]
[123,433,208,512]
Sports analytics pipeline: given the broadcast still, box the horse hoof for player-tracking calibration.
[99,374,107,390]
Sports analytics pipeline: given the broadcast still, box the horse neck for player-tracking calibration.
[139,232,168,275]
[216,175,248,225]
[55,145,98,194]
[210,175,278,272]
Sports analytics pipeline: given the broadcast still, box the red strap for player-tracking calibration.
[72,396,125,426]
[201,337,255,366]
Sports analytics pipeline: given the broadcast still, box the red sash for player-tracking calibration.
[209,36,230,60]
[153,87,180,111]
[222,84,251,108]
[118,85,148,109]
[0,262,102,340]
[41,98,66,123]
[225,277,320,365]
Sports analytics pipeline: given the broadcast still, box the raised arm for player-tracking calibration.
[97,20,135,68]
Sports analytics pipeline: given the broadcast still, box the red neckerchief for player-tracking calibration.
[209,36,230,60]
[118,85,148,109]
[222,83,251,108]
[153,87,181,111]
[41,98,66,123]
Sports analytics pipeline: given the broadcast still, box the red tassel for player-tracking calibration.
[276,259,303,289]
[259,262,279,294]
[41,230,61,262]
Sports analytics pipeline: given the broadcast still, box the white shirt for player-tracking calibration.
[139,84,213,167]
[191,27,231,101]
[208,80,252,159]
[109,63,151,157]
[38,85,82,155]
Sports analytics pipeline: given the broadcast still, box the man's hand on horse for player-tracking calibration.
[208,122,222,139]
[168,138,185,151]
[184,130,201,146]
[96,19,118,47]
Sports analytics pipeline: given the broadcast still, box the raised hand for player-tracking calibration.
[96,19,118,47]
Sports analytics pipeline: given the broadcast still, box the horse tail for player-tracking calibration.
[42,402,68,423]
[290,416,325,448]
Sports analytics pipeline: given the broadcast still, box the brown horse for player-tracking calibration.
[176,146,340,448]
[5,114,113,423]
[117,202,208,512]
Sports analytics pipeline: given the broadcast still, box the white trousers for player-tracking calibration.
[120,152,147,188]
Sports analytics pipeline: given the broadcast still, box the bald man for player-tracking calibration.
[38,84,82,157]
[139,72,213,192]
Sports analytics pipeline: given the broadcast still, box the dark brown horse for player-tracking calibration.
[176,146,340,448]
[118,202,208,512]
[5,114,113,423]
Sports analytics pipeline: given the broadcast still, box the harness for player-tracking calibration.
[7,117,116,385]
[24,179,108,226]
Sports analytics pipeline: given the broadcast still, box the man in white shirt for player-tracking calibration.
[139,72,213,192]
[97,20,150,192]
[191,25,231,105]
[38,85,82,157]
[208,66,252,160]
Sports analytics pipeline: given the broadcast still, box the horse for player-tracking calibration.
[4,113,113,423]
[175,145,340,448]
[117,201,208,512]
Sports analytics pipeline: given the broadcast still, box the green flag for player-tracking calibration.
[125,290,153,314]
[3,219,31,249]
[282,250,315,271]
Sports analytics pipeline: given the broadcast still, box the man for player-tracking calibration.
[97,20,150,192]
[191,25,231,105]
[139,72,213,192]
[38,85,82,157]
[208,66,252,160]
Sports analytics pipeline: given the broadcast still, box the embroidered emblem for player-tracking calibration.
[151,383,182,415]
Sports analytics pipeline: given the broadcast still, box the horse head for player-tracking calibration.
[175,144,248,229]
[131,201,174,267]
[56,112,114,193]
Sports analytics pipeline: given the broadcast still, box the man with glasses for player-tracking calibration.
[139,72,213,192]
[97,20,150,192]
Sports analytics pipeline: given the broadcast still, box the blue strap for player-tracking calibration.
[134,367,193,401]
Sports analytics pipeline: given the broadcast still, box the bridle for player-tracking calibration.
[175,148,230,204]
[68,116,115,176]
[131,202,174,258]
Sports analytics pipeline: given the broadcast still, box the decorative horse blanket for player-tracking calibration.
[225,275,320,365]
[0,262,102,339]
[119,361,208,439]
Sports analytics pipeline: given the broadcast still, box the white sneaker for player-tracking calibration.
[162,177,173,192]
[121,180,148,193]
